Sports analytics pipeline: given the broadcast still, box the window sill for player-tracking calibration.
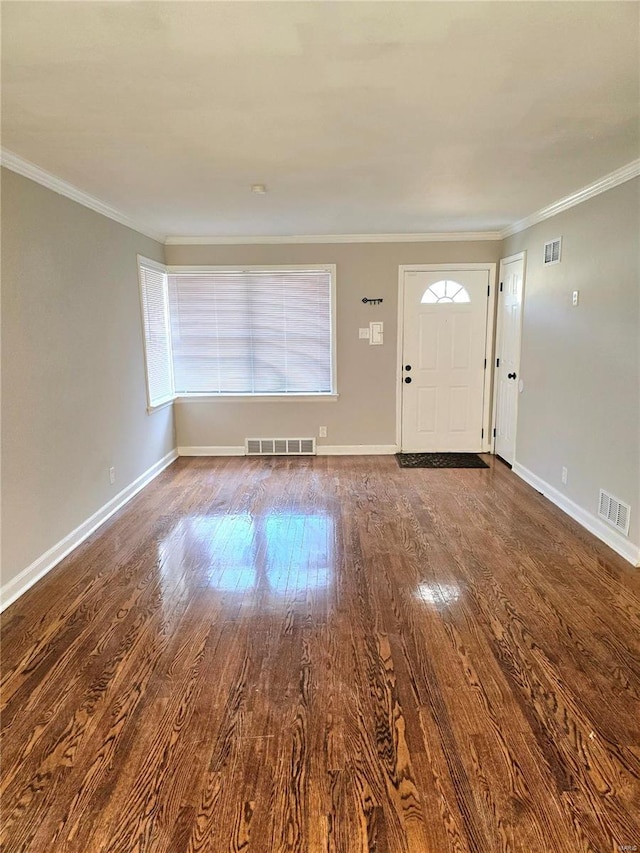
[175,393,339,404]
[147,398,174,414]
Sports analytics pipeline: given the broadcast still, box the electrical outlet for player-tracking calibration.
[109,466,116,485]
[319,426,327,438]
[572,290,579,306]
[561,466,568,485]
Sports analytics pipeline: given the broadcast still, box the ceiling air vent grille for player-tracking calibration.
[598,489,631,536]
[245,437,316,456]
[543,237,562,265]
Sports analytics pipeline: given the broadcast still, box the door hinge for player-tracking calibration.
[493,427,496,438]
[487,285,490,296]
[500,281,503,292]
[496,357,500,367]
[484,358,487,369]
[481,428,484,439]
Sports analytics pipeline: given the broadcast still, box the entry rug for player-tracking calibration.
[396,452,489,469]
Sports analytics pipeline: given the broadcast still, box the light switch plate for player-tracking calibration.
[370,321,383,345]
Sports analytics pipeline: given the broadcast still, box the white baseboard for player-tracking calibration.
[178,444,398,457]
[316,444,398,455]
[178,446,245,456]
[0,450,179,613]
[513,462,640,567]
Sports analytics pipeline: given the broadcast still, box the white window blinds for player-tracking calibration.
[138,260,174,408]
[168,269,333,395]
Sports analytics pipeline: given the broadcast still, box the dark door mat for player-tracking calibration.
[396,452,489,469]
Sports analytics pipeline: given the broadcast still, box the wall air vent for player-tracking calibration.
[598,489,631,536]
[543,237,562,265]
[246,437,316,456]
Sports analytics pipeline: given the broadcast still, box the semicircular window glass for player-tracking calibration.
[421,280,471,304]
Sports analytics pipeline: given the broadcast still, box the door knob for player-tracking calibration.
[404,377,412,383]
[508,372,517,379]
[404,365,412,371]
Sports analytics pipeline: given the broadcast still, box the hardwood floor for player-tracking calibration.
[1,455,639,852]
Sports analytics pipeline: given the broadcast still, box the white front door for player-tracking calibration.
[494,254,525,465]
[400,268,490,452]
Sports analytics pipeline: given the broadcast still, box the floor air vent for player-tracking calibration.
[246,437,316,456]
[598,489,631,536]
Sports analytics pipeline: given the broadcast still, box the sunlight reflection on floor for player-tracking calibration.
[159,512,334,596]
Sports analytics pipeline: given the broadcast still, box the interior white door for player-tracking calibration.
[401,269,490,452]
[494,255,525,465]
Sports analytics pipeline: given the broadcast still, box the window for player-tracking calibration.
[137,257,173,409]
[421,279,471,304]
[137,260,336,405]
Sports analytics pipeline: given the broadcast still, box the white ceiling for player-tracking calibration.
[2,1,639,240]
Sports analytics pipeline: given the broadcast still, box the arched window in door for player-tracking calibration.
[421,280,471,304]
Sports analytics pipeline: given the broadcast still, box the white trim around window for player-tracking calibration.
[167,264,338,399]
[137,261,338,408]
[175,394,339,404]
[137,255,174,412]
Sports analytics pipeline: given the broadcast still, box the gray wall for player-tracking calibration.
[165,241,502,448]
[1,169,175,587]
[503,177,639,546]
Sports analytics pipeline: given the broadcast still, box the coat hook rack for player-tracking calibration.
[362,297,383,305]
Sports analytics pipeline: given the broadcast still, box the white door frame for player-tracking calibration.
[491,251,526,461]
[396,263,497,453]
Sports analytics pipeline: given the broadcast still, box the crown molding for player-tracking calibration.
[164,230,504,245]
[162,161,640,245]
[4,146,637,247]
[501,158,640,238]
[0,149,166,244]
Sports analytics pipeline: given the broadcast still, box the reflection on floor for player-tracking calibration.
[160,513,334,596]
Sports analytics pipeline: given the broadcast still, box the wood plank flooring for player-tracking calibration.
[1,455,639,852]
